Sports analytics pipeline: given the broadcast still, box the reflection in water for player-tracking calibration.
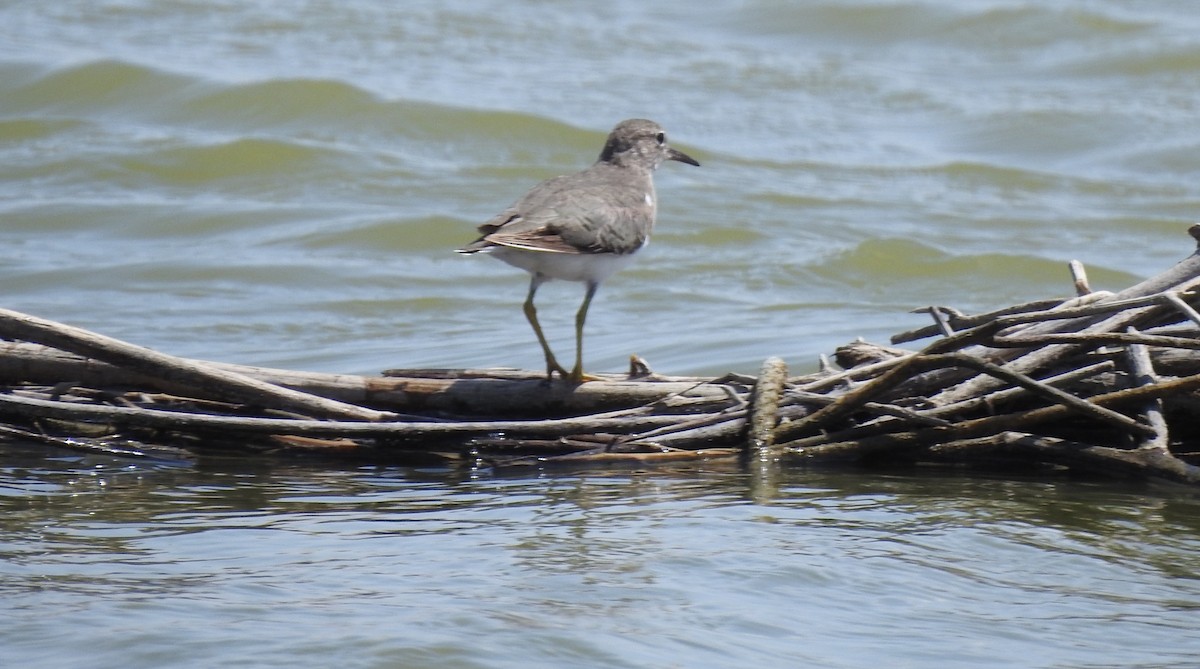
[2,442,1199,667]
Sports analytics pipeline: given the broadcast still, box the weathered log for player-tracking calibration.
[746,356,787,460]
[0,308,390,422]
[0,391,691,439]
[0,341,742,418]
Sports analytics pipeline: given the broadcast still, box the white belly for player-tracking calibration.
[488,246,640,284]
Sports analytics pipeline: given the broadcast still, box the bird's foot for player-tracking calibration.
[541,361,601,384]
[543,360,571,382]
[565,364,603,384]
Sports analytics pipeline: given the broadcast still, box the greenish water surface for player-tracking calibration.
[2,1,1200,666]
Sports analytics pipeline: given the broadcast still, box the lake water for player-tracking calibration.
[2,1,1200,667]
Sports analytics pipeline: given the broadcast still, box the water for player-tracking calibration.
[4,449,1199,669]
[3,1,1197,376]
[3,1,1200,666]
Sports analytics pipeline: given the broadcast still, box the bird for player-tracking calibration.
[457,118,700,383]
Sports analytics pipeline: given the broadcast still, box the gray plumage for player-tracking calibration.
[458,118,699,382]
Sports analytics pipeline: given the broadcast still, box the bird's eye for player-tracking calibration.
[655,132,665,145]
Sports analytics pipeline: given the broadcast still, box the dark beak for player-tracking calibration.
[667,147,700,167]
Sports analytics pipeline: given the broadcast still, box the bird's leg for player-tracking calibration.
[568,282,601,383]
[523,275,569,379]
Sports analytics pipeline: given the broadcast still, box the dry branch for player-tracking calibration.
[0,308,390,422]
[1123,331,1169,453]
[0,341,738,418]
[0,390,688,438]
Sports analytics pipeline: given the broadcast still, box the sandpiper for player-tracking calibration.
[457,118,699,382]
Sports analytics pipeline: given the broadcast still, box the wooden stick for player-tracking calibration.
[0,423,192,460]
[929,306,956,337]
[1069,259,1092,296]
[928,247,1200,405]
[928,303,1169,405]
[514,447,742,466]
[909,291,1188,358]
[1124,329,1169,453]
[0,341,737,418]
[787,389,952,426]
[927,432,1200,485]
[776,352,1150,443]
[0,392,685,438]
[782,370,1200,463]
[986,291,1195,328]
[1164,291,1200,328]
[796,354,915,393]
[892,297,1092,344]
[921,360,1116,420]
[991,330,1200,350]
[618,407,748,446]
[0,308,390,422]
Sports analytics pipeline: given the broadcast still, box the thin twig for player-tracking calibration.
[920,360,1117,420]
[0,423,192,461]
[796,354,915,393]
[929,306,955,337]
[991,330,1200,349]
[892,299,1067,344]
[1165,291,1200,328]
[786,390,951,427]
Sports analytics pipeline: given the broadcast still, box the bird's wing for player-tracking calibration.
[462,171,649,255]
[476,212,582,254]
[544,186,649,255]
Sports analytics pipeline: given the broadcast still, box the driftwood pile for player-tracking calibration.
[6,229,1200,485]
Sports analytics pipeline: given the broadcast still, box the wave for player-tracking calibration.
[0,58,600,158]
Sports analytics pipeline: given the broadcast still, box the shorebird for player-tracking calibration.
[457,119,699,382]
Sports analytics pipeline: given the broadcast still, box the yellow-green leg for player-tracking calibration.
[524,275,569,379]
[568,282,600,383]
